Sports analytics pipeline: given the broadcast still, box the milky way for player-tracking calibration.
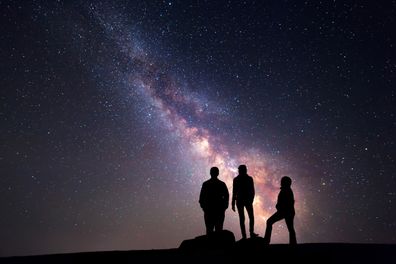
[93,10,316,247]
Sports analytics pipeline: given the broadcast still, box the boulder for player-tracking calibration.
[179,230,235,251]
[234,236,267,251]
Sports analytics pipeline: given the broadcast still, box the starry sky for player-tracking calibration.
[1,0,396,257]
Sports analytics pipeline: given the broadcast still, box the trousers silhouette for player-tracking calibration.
[204,210,225,234]
[237,203,254,238]
[264,211,296,244]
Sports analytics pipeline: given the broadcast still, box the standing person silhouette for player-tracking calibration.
[263,176,297,244]
[232,165,258,239]
[199,167,229,234]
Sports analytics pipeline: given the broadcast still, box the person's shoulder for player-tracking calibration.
[282,187,293,194]
[219,179,227,186]
[202,179,211,185]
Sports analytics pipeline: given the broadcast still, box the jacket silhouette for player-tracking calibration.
[264,176,297,244]
[199,167,229,234]
[232,165,258,239]
[276,183,295,215]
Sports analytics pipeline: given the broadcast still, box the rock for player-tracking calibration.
[234,236,267,251]
[179,230,235,251]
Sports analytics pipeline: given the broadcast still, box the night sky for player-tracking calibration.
[1,0,396,257]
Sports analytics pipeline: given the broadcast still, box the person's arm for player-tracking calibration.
[199,183,206,210]
[231,179,236,211]
[224,183,229,209]
[251,177,255,203]
[289,189,295,209]
[276,190,284,211]
[291,189,295,205]
[246,177,255,204]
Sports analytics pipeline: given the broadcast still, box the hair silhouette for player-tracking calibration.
[263,176,297,244]
[238,164,247,175]
[210,167,219,178]
[199,167,229,234]
[281,176,292,188]
[232,164,258,239]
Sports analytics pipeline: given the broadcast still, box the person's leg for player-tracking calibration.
[245,203,257,237]
[263,212,284,244]
[204,211,214,235]
[214,210,225,232]
[237,204,247,239]
[285,214,297,244]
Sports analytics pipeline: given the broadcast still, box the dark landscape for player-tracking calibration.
[2,234,395,264]
[2,244,395,264]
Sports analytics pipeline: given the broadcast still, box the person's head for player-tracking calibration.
[281,176,292,188]
[238,165,247,175]
[210,167,219,178]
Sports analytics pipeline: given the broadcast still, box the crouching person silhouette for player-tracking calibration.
[199,167,229,234]
[263,176,297,244]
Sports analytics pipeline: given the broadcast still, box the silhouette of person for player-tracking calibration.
[263,176,297,244]
[199,167,229,235]
[232,165,258,239]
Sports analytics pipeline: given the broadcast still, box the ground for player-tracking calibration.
[2,243,395,264]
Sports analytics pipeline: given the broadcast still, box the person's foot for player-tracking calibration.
[263,237,270,244]
[250,232,259,238]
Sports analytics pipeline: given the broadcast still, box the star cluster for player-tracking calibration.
[1,0,396,257]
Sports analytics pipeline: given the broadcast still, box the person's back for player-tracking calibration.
[200,178,229,211]
[233,174,254,205]
[276,185,295,215]
[199,167,229,234]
